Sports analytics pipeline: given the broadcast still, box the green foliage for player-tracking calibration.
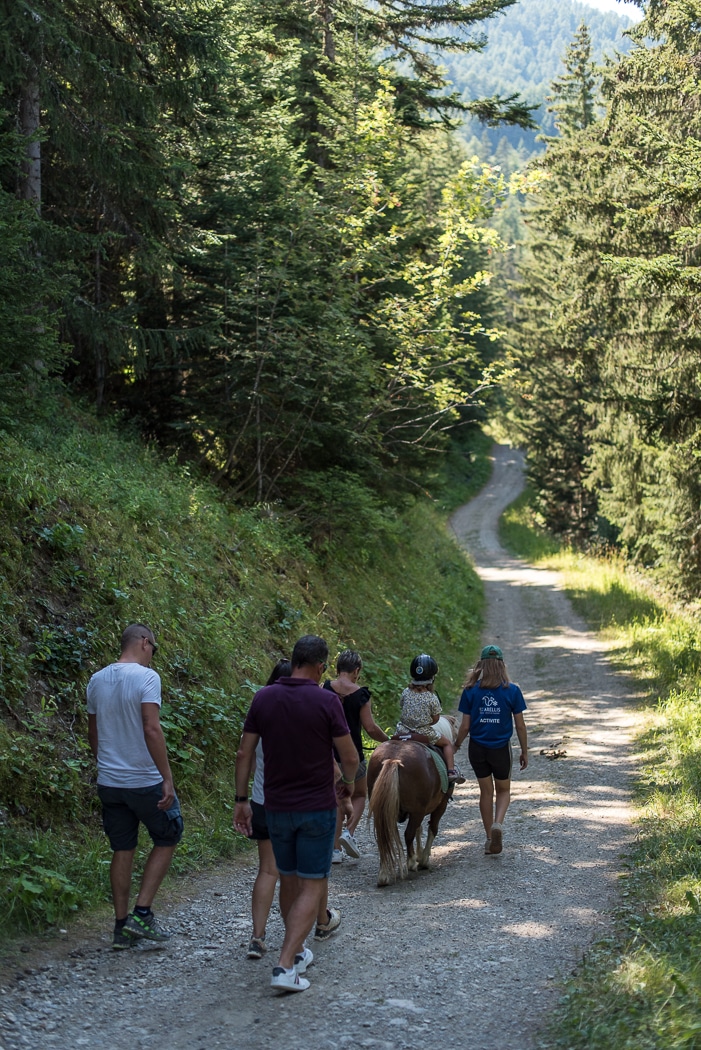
[0,134,71,426]
[499,0,701,595]
[499,488,564,562]
[430,427,494,513]
[0,0,522,505]
[503,21,604,546]
[3,861,83,927]
[0,397,486,933]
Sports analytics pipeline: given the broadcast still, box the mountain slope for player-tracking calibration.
[442,0,633,155]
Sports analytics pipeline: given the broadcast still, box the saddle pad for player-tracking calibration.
[425,745,449,793]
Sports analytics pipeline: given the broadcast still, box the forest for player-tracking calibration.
[2,0,701,883]
[4,0,700,595]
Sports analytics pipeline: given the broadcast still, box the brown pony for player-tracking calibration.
[367,740,454,887]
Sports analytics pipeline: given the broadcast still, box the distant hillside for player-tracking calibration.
[441,0,633,157]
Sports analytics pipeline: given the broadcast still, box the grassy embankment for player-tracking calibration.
[501,491,701,1050]
[0,395,491,937]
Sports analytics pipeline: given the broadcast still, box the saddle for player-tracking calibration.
[390,733,450,793]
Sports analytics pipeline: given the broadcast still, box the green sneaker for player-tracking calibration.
[123,911,171,943]
[112,925,137,950]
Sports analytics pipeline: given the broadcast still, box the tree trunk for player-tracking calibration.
[19,74,41,213]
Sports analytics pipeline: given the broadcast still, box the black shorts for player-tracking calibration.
[468,740,513,782]
[250,800,270,841]
[97,783,184,852]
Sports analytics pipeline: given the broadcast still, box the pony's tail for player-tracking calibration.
[369,758,403,879]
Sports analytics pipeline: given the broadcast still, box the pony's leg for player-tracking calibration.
[405,815,421,873]
[418,827,434,869]
[419,794,451,869]
[415,821,423,862]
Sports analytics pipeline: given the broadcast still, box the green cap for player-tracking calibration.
[480,644,503,661]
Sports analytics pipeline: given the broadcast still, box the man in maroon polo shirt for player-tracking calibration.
[234,634,358,993]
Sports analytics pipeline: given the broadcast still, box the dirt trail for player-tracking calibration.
[0,444,638,1050]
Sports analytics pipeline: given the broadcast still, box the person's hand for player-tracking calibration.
[520,752,528,770]
[335,781,353,818]
[234,802,253,837]
[157,779,175,810]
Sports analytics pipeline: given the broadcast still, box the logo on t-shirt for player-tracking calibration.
[479,694,501,722]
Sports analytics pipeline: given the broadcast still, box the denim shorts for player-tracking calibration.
[97,783,184,851]
[265,808,336,879]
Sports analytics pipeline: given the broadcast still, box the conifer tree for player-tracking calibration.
[580,0,701,587]
[506,23,604,541]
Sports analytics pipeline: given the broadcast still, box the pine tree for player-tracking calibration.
[580,0,701,587]
[505,22,604,541]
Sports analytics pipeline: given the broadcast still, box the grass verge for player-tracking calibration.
[501,490,701,1049]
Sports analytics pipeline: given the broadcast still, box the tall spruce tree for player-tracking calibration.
[580,0,701,587]
[506,23,604,541]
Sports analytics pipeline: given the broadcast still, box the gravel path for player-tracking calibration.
[0,443,638,1050]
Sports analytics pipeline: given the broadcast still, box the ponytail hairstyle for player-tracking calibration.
[266,658,292,686]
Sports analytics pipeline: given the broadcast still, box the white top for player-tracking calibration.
[87,662,163,788]
[251,740,265,805]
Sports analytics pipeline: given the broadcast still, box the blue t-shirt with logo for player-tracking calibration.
[458,683,527,749]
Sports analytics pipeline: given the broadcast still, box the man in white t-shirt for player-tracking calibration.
[87,623,183,948]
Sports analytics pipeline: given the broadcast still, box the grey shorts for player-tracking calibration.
[97,783,184,852]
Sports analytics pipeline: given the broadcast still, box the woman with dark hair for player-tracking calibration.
[244,659,340,958]
[324,649,388,863]
[455,644,529,856]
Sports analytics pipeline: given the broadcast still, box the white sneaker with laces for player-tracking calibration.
[340,828,361,859]
[294,947,314,973]
[331,848,344,864]
[271,966,309,993]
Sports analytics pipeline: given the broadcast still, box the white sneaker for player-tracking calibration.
[314,906,342,941]
[294,947,314,973]
[331,848,344,864]
[340,828,361,859]
[271,966,310,993]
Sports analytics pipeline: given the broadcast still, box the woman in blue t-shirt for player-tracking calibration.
[455,644,529,856]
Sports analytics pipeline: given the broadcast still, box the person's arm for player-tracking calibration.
[141,703,175,810]
[514,712,528,769]
[88,713,98,760]
[455,713,471,750]
[334,733,359,795]
[359,702,389,743]
[234,731,259,837]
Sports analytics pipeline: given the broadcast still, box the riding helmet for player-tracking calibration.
[410,653,438,681]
